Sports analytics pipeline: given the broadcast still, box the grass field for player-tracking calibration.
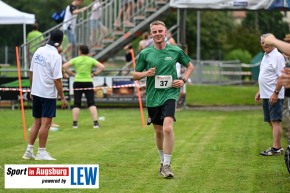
[1,107,290,192]
[186,85,259,106]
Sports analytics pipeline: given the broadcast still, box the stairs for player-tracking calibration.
[20,0,171,69]
[92,1,171,62]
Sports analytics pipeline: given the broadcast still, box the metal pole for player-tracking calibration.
[196,11,202,84]
[5,46,8,64]
[23,23,27,77]
[196,11,200,61]
[179,8,187,54]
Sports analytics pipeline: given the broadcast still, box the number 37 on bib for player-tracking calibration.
[155,75,172,89]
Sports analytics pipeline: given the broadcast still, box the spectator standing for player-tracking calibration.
[63,45,105,129]
[165,31,186,106]
[255,34,285,156]
[124,43,133,63]
[264,34,290,88]
[113,0,134,29]
[62,0,87,61]
[89,0,107,48]
[138,32,152,51]
[27,23,44,60]
[22,29,67,161]
[133,20,195,178]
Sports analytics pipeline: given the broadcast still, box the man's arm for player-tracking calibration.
[29,71,33,99]
[54,79,67,109]
[264,34,290,56]
[172,62,195,88]
[133,67,156,80]
[73,6,87,15]
[182,62,195,81]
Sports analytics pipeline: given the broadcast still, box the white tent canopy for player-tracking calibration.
[0,1,35,24]
[169,0,290,10]
[0,0,35,69]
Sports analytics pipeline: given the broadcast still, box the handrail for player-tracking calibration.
[19,0,171,74]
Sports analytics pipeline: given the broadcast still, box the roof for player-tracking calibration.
[0,1,35,24]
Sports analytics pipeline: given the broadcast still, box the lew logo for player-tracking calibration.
[70,167,98,185]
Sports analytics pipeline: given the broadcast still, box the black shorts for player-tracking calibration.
[73,82,95,108]
[147,99,176,126]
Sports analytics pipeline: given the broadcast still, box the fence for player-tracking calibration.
[190,60,259,85]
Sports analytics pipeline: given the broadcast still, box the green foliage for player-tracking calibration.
[186,10,235,60]
[224,25,261,57]
[242,11,290,40]
[225,49,252,63]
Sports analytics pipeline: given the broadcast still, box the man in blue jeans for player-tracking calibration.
[255,34,285,156]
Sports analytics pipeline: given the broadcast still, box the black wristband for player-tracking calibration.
[181,77,187,84]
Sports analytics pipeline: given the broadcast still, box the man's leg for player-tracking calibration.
[154,124,164,150]
[163,117,174,164]
[34,117,56,160]
[153,124,164,175]
[161,117,175,178]
[38,117,52,148]
[22,118,41,160]
[29,118,41,145]
[272,121,282,148]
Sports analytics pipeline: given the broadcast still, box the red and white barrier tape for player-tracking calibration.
[0,83,141,92]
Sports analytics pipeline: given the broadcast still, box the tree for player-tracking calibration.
[224,26,261,57]
[242,11,289,40]
[184,10,235,60]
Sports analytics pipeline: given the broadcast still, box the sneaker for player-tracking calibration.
[22,150,35,160]
[72,122,78,129]
[35,151,56,160]
[158,163,163,176]
[51,123,60,127]
[161,164,174,179]
[93,122,100,129]
[260,147,284,156]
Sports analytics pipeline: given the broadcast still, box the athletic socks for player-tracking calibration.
[38,148,46,152]
[26,144,33,151]
[164,154,172,166]
[158,149,164,164]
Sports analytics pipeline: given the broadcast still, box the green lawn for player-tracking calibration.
[1,108,290,192]
[186,85,259,106]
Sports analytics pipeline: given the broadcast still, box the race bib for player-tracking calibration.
[155,75,172,89]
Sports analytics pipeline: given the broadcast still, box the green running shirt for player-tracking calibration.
[135,44,191,107]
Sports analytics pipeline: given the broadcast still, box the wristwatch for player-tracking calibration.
[180,77,187,84]
[274,90,279,95]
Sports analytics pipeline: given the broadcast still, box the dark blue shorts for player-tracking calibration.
[32,95,56,118]
[262,99,284,122]
[147,99,176,126]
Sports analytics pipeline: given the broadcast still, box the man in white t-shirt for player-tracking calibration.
[22,29,67,161]
[255,34,285,156]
